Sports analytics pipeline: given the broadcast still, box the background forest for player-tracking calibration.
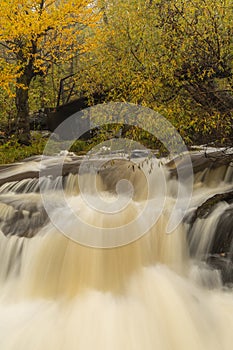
[0,0,232,160]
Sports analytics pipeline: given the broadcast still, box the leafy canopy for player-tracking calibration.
[0,0,99,92]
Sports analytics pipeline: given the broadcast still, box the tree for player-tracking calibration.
[156,0,233,114]
[79,0,233,143]
[0,0,99,144]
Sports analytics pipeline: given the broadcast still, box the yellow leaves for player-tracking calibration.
[16,82,29,91]
[0,0,100,92]
[0,59,20,96]
[1,0,93,40]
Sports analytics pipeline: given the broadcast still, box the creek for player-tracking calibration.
[0,150,232,350]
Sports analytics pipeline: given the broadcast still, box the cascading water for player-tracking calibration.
[0,151,232,350]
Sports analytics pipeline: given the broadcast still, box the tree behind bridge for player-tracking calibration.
[0,0,99,144]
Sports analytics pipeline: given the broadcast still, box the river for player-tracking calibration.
[0,150,232,350]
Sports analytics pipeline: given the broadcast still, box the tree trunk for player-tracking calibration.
[15,73,32,145]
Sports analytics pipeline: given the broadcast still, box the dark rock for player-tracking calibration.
[207,254,233,285]
[188,191,233,225]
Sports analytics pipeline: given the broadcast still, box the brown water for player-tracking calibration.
[0,154,232,350]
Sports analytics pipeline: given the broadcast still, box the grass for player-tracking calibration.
[0,132,94,164]
[0,135,47,164]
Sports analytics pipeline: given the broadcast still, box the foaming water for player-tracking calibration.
[1,267,233,350]
[0,154,233,350]
[189,202,231,258]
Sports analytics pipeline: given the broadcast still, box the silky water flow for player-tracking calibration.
[0,155,232,350]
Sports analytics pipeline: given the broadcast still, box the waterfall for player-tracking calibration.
[0,152,232,350]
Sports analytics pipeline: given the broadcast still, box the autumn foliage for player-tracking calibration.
[0,0,232,145]
[0,0,98,143]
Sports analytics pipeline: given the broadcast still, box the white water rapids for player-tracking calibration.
[0,153,232,350]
